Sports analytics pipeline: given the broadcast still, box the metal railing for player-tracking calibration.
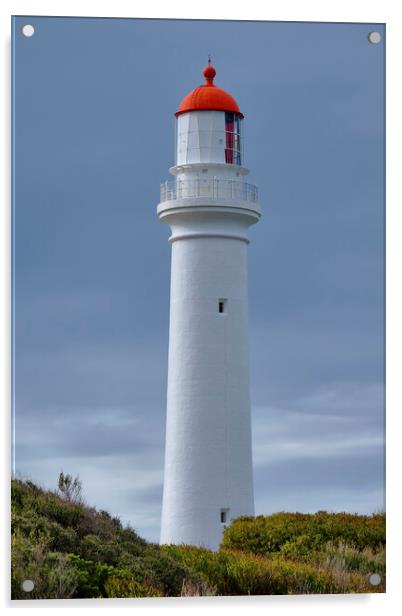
[160,178,258,204]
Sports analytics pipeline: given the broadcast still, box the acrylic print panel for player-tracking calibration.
[12,16,385,599]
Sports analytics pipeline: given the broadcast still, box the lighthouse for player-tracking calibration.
[157,61,261,550]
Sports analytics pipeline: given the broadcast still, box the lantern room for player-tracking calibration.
[174,62,244,167]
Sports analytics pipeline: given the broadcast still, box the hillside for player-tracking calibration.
[11,477,385,599]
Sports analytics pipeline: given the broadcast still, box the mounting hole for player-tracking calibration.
[21,24,35,38]
[368,31,381,44]
[368,573,381,586]
[21,579,35,592]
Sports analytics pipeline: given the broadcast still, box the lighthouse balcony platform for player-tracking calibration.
[160,178,258,205]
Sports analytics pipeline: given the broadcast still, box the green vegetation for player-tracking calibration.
[11,476,208,599]
[221,511,385,555]
[11,477,385,599]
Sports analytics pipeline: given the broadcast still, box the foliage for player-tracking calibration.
[11,478,152,599]
[221,512,385,556]
[63,554,163,599]
[161,544,382,595]
[317,541,386,577]
[57,472,83,504]
[11,530,78,600]
[11,478,385,599]
[104,571,161,598]
[163,546,368,595]
[137,547,214,596]
[65,554,112,598]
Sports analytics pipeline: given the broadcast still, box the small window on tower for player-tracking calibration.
[220,508,230,524]
[218,299,227,314]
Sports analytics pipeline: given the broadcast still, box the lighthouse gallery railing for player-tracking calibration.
[160,179,258,204]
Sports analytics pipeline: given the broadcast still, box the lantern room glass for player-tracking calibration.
[225,112,242,165]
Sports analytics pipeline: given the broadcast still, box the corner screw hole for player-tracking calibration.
[368,32,381,44]
[21,24,35,38]
[368,573,381,586]
[21,579,35,592]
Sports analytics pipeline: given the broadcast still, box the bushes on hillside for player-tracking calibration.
[11,479,214,599]
[318,541,386,577]
[11,479,147,561]
[11,530,78,600]
[221,512,385,557]
[104,572,161,598]
[161,544,378,595]
[101,543,215,597]
[11,479,385,599]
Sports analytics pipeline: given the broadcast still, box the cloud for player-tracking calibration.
[252,382,384,467]
[251,382,385,516]
[16,405,163,459]
[254,453,384,516]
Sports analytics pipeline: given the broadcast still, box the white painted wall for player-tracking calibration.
[159,208,259,550]
[158,107,261,551]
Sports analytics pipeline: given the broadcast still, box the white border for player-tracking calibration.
[2,1,401,614]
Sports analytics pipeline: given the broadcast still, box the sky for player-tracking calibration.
[12,16,385,542]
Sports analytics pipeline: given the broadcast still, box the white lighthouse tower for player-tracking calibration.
[158,61,261,550]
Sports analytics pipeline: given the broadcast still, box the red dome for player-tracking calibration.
[175,63,244,119]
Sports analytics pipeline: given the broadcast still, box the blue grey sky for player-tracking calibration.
[12,16,385,542]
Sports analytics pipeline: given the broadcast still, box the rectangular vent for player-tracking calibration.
[220,508,230,524]
[218,299,227,314]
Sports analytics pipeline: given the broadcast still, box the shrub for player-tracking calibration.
[48,521,78,553]
[317,541,386,586]
[80,534,121,566]
[41,552,78,598]
[104,571,161,598]
[161,545,223,591]
[221,512,385,556]
[279,534,319,561]
[343,544,385,576]
[98,510,122,531]
[180,578,215,596]
[57,473,83,504]
[66,554,113,598]
[35,493,85,529]
[117,524,147,551]
[162,544,377,595]
[11,510,50,540]
[66,554,163,598]
[118,547,212,597]
[11,480,26,511]
[117,539,146,558]
[11,529,49,599]
[11,531,77,599]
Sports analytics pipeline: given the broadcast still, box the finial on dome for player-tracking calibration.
[203,57,216,86]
